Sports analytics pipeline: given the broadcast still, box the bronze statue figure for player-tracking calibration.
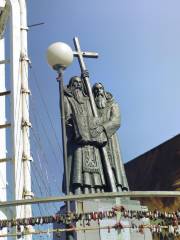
[63,74,128,194]
[63,76,106,195]
[92,82,128,192]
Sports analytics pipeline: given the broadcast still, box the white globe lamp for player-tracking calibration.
[47,42,73,71]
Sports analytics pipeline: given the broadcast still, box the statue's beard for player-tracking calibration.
[72,88,84,104]
[95,94,107,109]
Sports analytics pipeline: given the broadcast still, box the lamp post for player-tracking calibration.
[47,42,74,240]
[46,42,73,210]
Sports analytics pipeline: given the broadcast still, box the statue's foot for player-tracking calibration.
[117,186,123,192]
[74,186,82,195]
[122,186,128,191]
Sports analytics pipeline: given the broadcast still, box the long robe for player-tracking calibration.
[63,90,105,194]
[97,95,129,190]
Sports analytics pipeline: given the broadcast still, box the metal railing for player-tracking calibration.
[0,191,179,208]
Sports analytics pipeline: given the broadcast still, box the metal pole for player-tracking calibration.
[57,69,74,240]
[57,69,70,209]
[19,0,33,202]
[19,0,33,239]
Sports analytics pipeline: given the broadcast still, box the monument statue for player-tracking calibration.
[63,75,128,194]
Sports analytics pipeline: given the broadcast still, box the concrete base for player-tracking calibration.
[53,198,152,240]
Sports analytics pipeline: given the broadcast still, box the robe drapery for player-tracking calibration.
[97,95,129,190]
[63,90,106,194]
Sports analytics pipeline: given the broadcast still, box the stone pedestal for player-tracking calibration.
[53,198,152,240]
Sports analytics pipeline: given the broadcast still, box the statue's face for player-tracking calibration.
[71,77,82,90]
[94,84,104,97]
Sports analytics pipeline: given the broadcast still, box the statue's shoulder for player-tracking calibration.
[106,92,120,111]
[106,92,115,104]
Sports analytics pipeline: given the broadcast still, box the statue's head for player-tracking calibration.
[68,76,86,103]
[92,83,105,97]
[92,83,107,109]
[92,83,113,109]
[68,76,83,91]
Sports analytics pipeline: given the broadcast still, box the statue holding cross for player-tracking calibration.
[62,37,128,194]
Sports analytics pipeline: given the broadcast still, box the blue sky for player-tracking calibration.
[28,0,180,160]
[22,0,180,203]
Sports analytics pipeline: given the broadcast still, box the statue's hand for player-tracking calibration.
[81,70,89,79]
[90,125,104,138]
